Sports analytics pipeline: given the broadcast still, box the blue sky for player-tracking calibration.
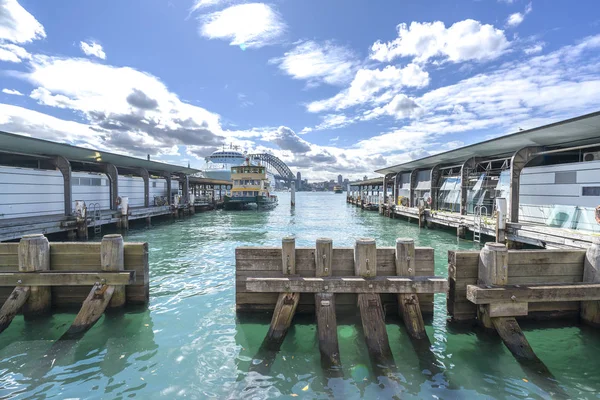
[1,0,599,180]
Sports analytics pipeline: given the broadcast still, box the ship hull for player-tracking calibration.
[223,195,278,210]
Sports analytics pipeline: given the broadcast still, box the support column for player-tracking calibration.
[53,156,72,216]
[291,181,296,207]
[163,173,172,205]
[179,174,190,205]
[137,168,150,207]
[581,238,600,326]
[19,234,51,315]
[509,147,543,223]
[409,169,418,208]
[101,234,126,308]
[430,164,441,211]
[460,158,476,215]
[103,163,119,211]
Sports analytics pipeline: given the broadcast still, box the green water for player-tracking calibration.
[1,192,599,399]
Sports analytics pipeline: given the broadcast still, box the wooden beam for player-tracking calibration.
[314,238,341,372]
[0,271,135,286]
[101,235,126,308]
[355,238,396,373]
[0,286,30,333]
[19,234,51,315]
[395,238,426,339]
[467,283,600,304]
[61,283,115,340]
[245,276,448,293]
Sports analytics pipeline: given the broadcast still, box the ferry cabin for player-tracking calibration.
[230,165,270,199]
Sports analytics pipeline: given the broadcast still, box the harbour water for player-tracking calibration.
[0,192,599,399]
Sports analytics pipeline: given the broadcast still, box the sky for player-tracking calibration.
[1,0,599,181]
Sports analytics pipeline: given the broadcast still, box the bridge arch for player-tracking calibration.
[248,153,295,181]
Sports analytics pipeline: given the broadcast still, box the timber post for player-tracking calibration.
[291,182,296,207]
[19,234,51,315]
[395,238,426,339]
[314,238,341,371]
[354,238,396,372]
[581,237,600,327]
[101,234,126,308]
[264,237,299,350]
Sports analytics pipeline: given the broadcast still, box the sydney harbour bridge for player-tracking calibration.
[248,153,297,186]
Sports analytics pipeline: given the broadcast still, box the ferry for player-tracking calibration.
[224,159,278,210]
[333,185,343,193]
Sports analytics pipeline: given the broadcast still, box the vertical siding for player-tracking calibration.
[118,176,145,207]
[71,172,111,211]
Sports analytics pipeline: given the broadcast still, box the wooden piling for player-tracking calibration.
[18,234,51,315]
[478,243,541,364]
[395,238,426,339]
[355,238,395,371]
[61,283,115,340]
[314,238,341,370]
[0,287,30,333]
[101,234,126,308]
[291,183,296,207]
[581,237,600,327]
[264,237,299,350]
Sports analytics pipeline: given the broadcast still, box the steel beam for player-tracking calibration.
[137,168,150,207]
[460,157,477,215]
[409,169,418,208]
[102,163,119,210]
[430,164,441,211]
[509,147,543,223]
[52,156,72,216]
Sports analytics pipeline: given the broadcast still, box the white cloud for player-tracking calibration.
[370,19,509,64]
[307,63,429,113]
[0,0,45,44]
[524,42,544,54]
[270,40,358,86]
[80,40,106,60]
[199,3,286,49]
[191,0,226,11]
[0,43,29,62]
[2,88,23,95]
[506,2,532,28]
[362,94,424,121]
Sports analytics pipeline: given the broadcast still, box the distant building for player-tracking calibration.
[337,174,343,185]
[296,171,302,190]
[363,175,368,181]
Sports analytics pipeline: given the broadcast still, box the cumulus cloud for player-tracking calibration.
[191,0,226,11]
[270,40,358,86]
[370,19,509,64]
[523,42,544,54]
[80,40,106,59]
[18,55,225,156]
[363,94,424,121]
[263,126,312,153]
[199,3,286,49]
[506,2,532,28]
[2,88,23,95]
[0,43,29,62]
[307,63,429,113]
[0,0,45,44]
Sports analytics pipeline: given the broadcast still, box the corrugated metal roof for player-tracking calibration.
[0,130,200,175]
[375,110,600,175]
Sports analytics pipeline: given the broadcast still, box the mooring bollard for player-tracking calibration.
[290,182,296,207]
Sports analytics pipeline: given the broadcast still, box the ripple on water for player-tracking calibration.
[0,193,599,398]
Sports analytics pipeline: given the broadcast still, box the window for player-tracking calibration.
[555,171,576,184]
[152,182,157,188]
[582,186,600,196]
[91,178,102,186]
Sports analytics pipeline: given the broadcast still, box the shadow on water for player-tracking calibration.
[0,308,158,397]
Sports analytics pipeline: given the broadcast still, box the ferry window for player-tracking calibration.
[582,187,600,196]
[72,178,80,186]
[91,178,101,186]
[555,171,576,184]
[80,177,91,186]
[152,182,157,188]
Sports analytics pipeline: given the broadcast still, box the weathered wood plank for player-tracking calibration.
[581,238,600,327]
[19,234,51,315]
[488,302,528,317]
[468,283,600,304]
[0,286,30,333]
[358,293,396,371]
[245,276,448,293]
[395,238,426,340]
[315,292,341,371]
[0,271,135,286]
[264,292,299,350]
[101,235,125,308]
[61,283,115,340]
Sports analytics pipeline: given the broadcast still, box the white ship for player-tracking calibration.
[203,148,247,181]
